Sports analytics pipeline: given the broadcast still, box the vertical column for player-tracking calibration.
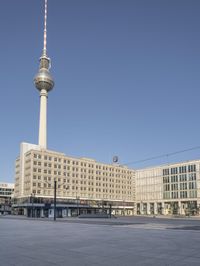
[197,201,200,216]
[54,179,57,221]
[24,208,28,217]
[38,89,48,149]
[154,202,158,215]
[147,203,150,215]
[140,203,143,215]
[68,208,71,217]
[133,204,137,215]
[162,202,165,215]
[41,208,44,218]
[178,201,181,215]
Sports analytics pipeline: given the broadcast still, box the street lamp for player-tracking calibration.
[53,178,69,221]
[109,203,112,218]
[54,178,57,221]
[76,194,80,217]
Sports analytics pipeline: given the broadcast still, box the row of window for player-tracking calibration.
[164,182,196,191]
[31,185,131,195]
[163,190,197,199]
[32,180,132,190]
[163,173,196,183]
[32,175,132,187]
[33,154,132,174]
[33,167,131,176]
[163,164,196,176]
[31,189,132,200]
[0,188,14,192]
[32,168,132,182]
[0,191,13,196]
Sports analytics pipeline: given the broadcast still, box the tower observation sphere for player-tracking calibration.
[34,56,54,92]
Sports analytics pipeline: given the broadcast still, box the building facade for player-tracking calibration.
[13,142,135,217]
[13,145,200,217]
[0,182,14,214]
[136,160,200,216]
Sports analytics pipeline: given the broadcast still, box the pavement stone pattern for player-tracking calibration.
[0,216,200,266]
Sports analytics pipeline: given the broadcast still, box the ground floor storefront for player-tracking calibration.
[136,200,199,216]
[12,197,135,218]
[12,204,134,218]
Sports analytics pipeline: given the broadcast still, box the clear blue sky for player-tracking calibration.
[0,0,200,182]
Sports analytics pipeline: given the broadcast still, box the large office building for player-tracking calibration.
[13,143,135,217]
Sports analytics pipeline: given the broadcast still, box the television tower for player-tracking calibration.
[34,0,54,149]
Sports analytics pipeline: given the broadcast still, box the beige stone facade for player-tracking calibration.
[14,143,135,216]
[15,148,135,201]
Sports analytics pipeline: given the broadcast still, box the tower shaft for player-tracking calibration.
[38,89,48,148]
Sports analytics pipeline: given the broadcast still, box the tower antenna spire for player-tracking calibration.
[43,0,48,56]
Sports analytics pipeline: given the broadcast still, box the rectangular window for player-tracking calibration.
[180,191,187,198]
[188,164,196,173]
[189,182,196,189]
[163,169,169,176]
[171,168,178,175]
[189,190,197,198]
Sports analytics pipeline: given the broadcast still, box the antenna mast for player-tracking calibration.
[43,0,48,56]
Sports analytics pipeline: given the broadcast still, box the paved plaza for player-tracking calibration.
[0,216,200,266]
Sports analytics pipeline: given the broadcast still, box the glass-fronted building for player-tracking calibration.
[136,160,200,216]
